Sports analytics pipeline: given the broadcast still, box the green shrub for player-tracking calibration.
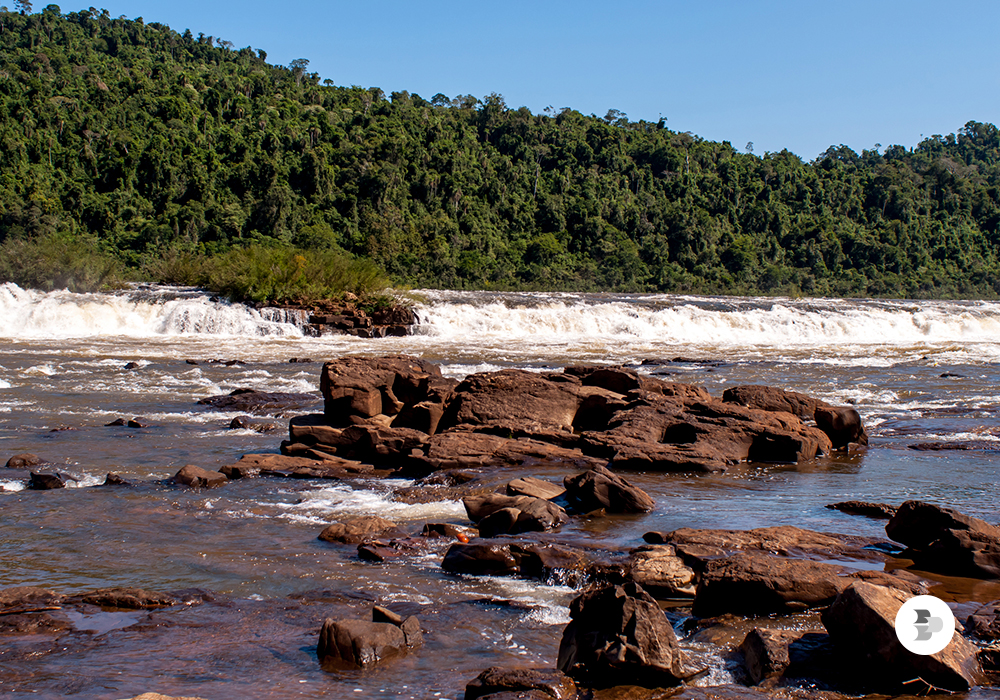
[0,232,123,292]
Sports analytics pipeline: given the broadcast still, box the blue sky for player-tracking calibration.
[88,0,999,160]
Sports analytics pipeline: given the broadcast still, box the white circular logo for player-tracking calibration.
[894,595,956,655]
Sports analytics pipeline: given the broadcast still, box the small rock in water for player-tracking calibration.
[105,418,127,427]
[170,465,227,488]
[102,473,130,486]
[28,472,66,490]
[127,418,148,428]
[826,501,898,519]
[5,453,45,469]
[288,357,313,363]
[185,359,199,365]
[123,362,140,370]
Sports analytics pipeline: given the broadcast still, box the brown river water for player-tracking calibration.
[1,284,999,699]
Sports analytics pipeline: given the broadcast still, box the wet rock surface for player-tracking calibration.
[822,581,981,692]
[197,389,320,417]
[886,500,1000,578]
[557,582,688,688]
[284,357,860,477]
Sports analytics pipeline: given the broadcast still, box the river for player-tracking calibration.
[0,283,998,698]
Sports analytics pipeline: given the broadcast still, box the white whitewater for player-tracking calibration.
[413,289,1000,349]
[0,283,303,339]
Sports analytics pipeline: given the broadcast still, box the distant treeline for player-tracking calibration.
[2,6,1000,298]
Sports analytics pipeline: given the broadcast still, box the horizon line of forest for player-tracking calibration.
[1,5,999,302]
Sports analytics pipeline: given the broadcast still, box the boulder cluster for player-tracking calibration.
[278,355,867,476]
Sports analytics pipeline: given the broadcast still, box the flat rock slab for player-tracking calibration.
[465,667,577,700]
[197,389,319,417]
[644,525,882,564]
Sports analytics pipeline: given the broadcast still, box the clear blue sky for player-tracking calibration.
[87,0,999,160]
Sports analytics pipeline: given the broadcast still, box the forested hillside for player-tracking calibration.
[3,6,1000,298]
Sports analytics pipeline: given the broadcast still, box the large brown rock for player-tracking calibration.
[320,355,449,425]
[506,476,566,501]
[317,606,422,668]
[967,600,1000,640]
[886,500,1000,549]
[645,525,878,566]
[815,406,869,447]
[442,541,588,581]
[693,552,847,617]
[317,618,410,668]
[463,494,566,531]
[886,501,1000,579]
[557,582,686,688]
[439,369,590,433]
[465,667,577,700]
[822,581,981,692]
[563,464,654,513]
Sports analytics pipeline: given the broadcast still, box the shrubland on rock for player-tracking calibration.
[822,581,981,692]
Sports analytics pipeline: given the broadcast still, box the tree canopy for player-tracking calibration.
[2,7,1000,298]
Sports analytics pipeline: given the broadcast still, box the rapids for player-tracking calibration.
[0,283,998,698]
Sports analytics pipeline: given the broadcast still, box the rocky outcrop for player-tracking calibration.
[822,581,981,692]
[557,582,687,688]
[886,501,1000,579]
[463,494,567,534]
[317,607,422,668]
[283,357,858,478]
[643,525,879,564]
[723,385,869,448]
[465,667,577,700]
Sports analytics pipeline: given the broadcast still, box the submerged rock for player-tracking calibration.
[76,587,178,609]
[197,389,319,417]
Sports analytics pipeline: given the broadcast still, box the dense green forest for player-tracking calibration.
[2,5,1000,299]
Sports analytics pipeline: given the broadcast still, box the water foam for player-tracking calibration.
[0,283,302,339]
[413,290,1000,352]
